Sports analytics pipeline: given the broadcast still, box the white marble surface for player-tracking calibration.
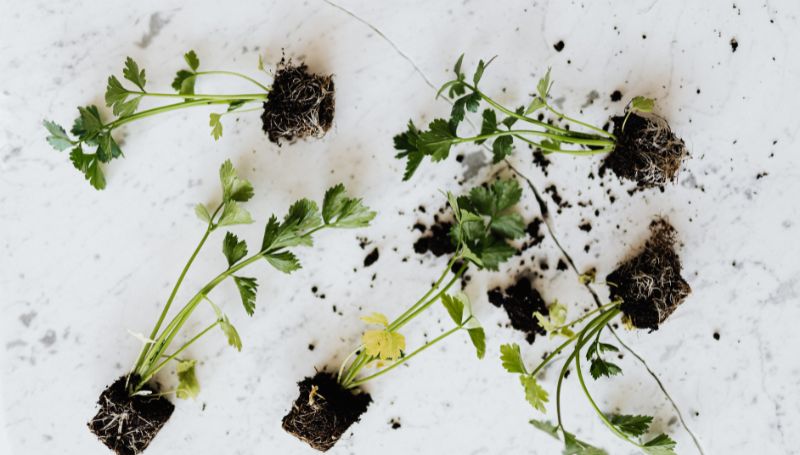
[2,1,800,454]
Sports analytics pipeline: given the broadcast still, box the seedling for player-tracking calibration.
[44,51,334,189]
[393,55,687,189]
[499,219,690,454]
[88,160,374,455]
[283,178,526,451]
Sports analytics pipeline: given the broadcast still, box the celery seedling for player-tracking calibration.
[88,160,374,455]
[283,178,526,451]
[499,219,690,455]
[45,52,334,189]
[394,55,687,189]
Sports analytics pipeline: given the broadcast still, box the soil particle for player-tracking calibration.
[414,221,455,257]
[488,277,548,343]
[600,113,689,189]
[525,219,545,247]
[532,150,551,175]
[390,418,402,429]
[607,219,691,330]
[88,376,174,455]
[282,372,371,452]
[578,221,592,232]
[713,332,720,340]
[556,259,568,271]
[363,248,379,267]
[544,185,570,209]
[610,90,623,102]
[554,40,565,52]
[261,58,334,144]
[730,37,738,52]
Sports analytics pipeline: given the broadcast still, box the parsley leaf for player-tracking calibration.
[467,327,486,359]
[418,118,457,161]
[631,96,655,113]
[222,232,248,266]
[219,315,242,351]
[609,414,653,438]
[563,432,607,455]
[362,329,405,360]
[122,57,147,91]
[265,251,301,273]
[69,147,106,190]
[232,276,258,315]
[500,343,527,374]
[219,159,254,203]
[184,50,200,71]
[537,68,553,100]
[209,113,223,140]
[589,357,622,379]
[43,120,72,151]
[490,213,525,239]
[195,204,212,223]
[529,419,559,439]
[322,183,376,227]
[360,312,389,326]
[393,121,424,180]
[440,294,465,325]
[218,201,253,227]
[478,109,497,145]
[642,434,677,455]
[521,374,549,413]
[492,135,514,162]
[175,359,200,399]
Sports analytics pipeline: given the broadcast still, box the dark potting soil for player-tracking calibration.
[363,247,379,267]
[488,277,548,343]
[532,150,551,176]
[282,372,371,452]
[87,376,174,455]
[606,219,691,330]
[600,113,689,189]
[413,221,455,257]
[261,59,335,144]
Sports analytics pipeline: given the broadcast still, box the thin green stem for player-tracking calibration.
[545,103,616,140]
[391,264,466,332]
[128,91,268,101]
[136,320,220,389]
[387,255,461,332]
[457,129,613,148]
[553,301,620,333]
[105,99,260,131]
[193,70,271,92]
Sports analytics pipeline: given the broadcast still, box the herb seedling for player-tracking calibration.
[45,52,334,189]
[499,219,691,455]
[88,160,374,455]
[394,55,687,189]
[283,178,527,451]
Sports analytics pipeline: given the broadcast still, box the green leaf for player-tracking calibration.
[175,359,200,399]
[589,358,623,379]
[97,133,122,162]
[171,69,196,95]
[472,56,496,85]
[218,201,253,227]
[440,294,464,325]
[478,108,497,145]
[477,240,516,271]
[537,68,552,100]
[453,53,465,78]
[257,54,265,71]
[72,106,103,138]
[563,432,607,455]
[490,213,525,239]
[609,414,653,438]
[521,374,548,413]
[278,199,322,241]
[195,204,211,223]
[529,419,559,439]
[322,184,376,228]
[260,215,281,251]
[467,327,486,359]
[500,343,526,374]
[362,329,405,360]
[265,250,301,273]
[219,160,254,202]
[209,113,223,140]
[360,312,389,326]
[501,106,524,129]
[631,96,655,113]
[418,118,457,161]
[492,179,522,212]
[43,120,72,151]
[642,434,677,455]
[492,135,514,163]
[184,50,200,71]
[222,232,248,266]
[122,57,147,91]
[219,316,242,351]
[69,147,106,190]
[526,97,546,115]
[394,121,424,180]
[104,76,129,111]
[233,276,258,316]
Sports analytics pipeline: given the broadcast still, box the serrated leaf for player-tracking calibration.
[589,358,623,379]
[175,359,199,399]
[529,419,559,439]
[171,69,196,95]
[478,108,497,145]
[500,343,526,374]
[97,133,122,162]
[184,50,200,71]
[642,434,677,455]
[418,118,457,161]
[521,374,548,413]
[492,135,514,163]
[440,294,464,325]
[362,329,405,360]
[122,57,146,91]
[453,53,465,78]
[222,232,248,266]
[219,315,242,351]
[537,68,552,100]
[493,179,522,211]
[209,113,223,140]
[609,414,653,438]
[218,201,253,227]
[631,96,655,113]
[490,213,525,239]
[502,106,524,129]
[467,327,486,359]
[265,250,301,273]
[43,120,72,151]
[73,106,103,138]
[105,76,129,109]
[219,160,254,202]
[526,97,546,115]
[472,56,495,85]
[69,147,106,190]
[195,204,211,223]
[233,276,258,316]
[260,215,280,251]
[322,183,376,227]
[360,312,389,327]
[478,240,516,271]
[563,432,607,455]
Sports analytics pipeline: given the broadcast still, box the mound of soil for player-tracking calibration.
[606,219,691,330]
[87,376,174,455]
[601,112,688,189]
[488,277,548,343]
[283,372,371,452]
[413,221,455,257]
[261,59,335,144]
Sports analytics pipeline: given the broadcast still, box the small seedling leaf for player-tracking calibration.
[440,294,464,325]
[529,419,559,439]
[43,120,72,151]
[467,327,486,359]
[362,329,405,360]
[176,359,200,399]
[219,160,255,202]
[194,203,212,223]
[631,96,655,113]
[500,343,526,374]
[609,414,653,438]
[521,374,549,413]
[265,250,301,274]
[184,50,200,71]
[360,312,389,327]
[209,113,223,140]
[122,57,147,91]
[219,316,242,351]
[233,276,258,316]
[642,434,677,455]
[222,232,248,266]
[218,201,253,227]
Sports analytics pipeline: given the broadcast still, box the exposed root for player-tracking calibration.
[282,372,371,452]
[607,219,691,330]
[87,376,174,455]
[261,59,335,144]
[601,112,688,189]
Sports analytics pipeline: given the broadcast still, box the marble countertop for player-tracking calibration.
[2,0,799,454]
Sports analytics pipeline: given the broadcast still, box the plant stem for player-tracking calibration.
[105,99,260,131]
[193,70,271,92]
[128,91,268,101]
[544,103,616,140]
[456,129,614,148]
[136,320,220,388]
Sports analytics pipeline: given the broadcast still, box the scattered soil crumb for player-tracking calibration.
[488,277,548,343]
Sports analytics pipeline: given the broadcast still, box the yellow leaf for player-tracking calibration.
[362,329,405,360]
[360,312,389,327]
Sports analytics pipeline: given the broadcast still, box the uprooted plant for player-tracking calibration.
[393,55,687,189]
[498,218,690,454]
[283,178,527,452]
[44,51,334,189]
[88,160,374,455]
